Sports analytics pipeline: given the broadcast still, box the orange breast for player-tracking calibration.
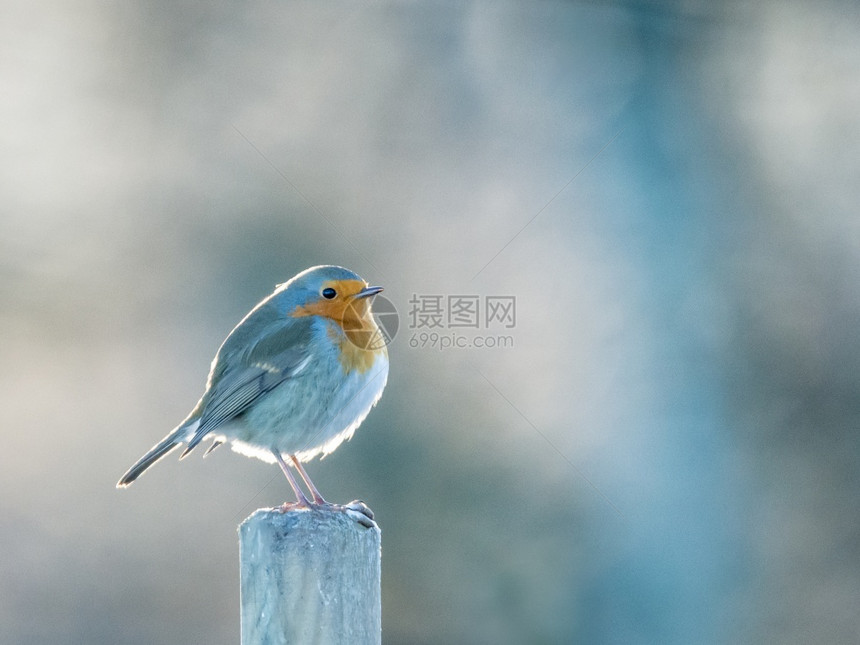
[327,326,385,373]
[291,278,386,374]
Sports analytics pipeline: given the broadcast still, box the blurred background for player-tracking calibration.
[2,0,859,643]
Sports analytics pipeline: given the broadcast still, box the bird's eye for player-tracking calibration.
[322,287,337,299]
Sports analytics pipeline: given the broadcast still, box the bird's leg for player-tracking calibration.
[275,452,375,527]
[290,455,327,505]
[273,449,310,508]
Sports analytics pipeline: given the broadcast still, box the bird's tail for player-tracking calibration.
[116,427,185,488]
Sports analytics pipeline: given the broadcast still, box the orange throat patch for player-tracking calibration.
[328,325,384,373]
[291,278,386,373]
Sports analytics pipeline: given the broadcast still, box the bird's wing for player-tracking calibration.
[182,319,315,456]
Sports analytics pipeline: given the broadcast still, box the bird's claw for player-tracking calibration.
[338,500,376,528]
[277,501,303,513]
[343,500,374,520]
[275,499,376,528]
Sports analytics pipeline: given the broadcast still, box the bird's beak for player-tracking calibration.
[354,285,383,300]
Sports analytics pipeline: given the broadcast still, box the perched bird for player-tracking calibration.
[117,265,389,512]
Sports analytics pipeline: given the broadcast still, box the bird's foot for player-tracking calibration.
[342,500,374,520]
[339,500,376,529]
[277,501,305,513]
[310,499,377,528]
[276,499,375,528]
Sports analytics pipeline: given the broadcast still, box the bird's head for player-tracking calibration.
[277,266,384,345]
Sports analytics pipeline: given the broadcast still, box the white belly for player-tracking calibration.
[227,351,389,463]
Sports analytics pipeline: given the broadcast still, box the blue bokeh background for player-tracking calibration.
[2,1,858,643]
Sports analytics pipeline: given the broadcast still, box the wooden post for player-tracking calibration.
[239,507,381,645]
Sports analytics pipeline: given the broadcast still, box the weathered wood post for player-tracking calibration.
[239,507,381,645]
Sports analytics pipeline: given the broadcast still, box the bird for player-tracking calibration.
[117,265,389,514]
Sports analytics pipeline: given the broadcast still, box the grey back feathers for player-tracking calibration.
[117,301,315,487]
